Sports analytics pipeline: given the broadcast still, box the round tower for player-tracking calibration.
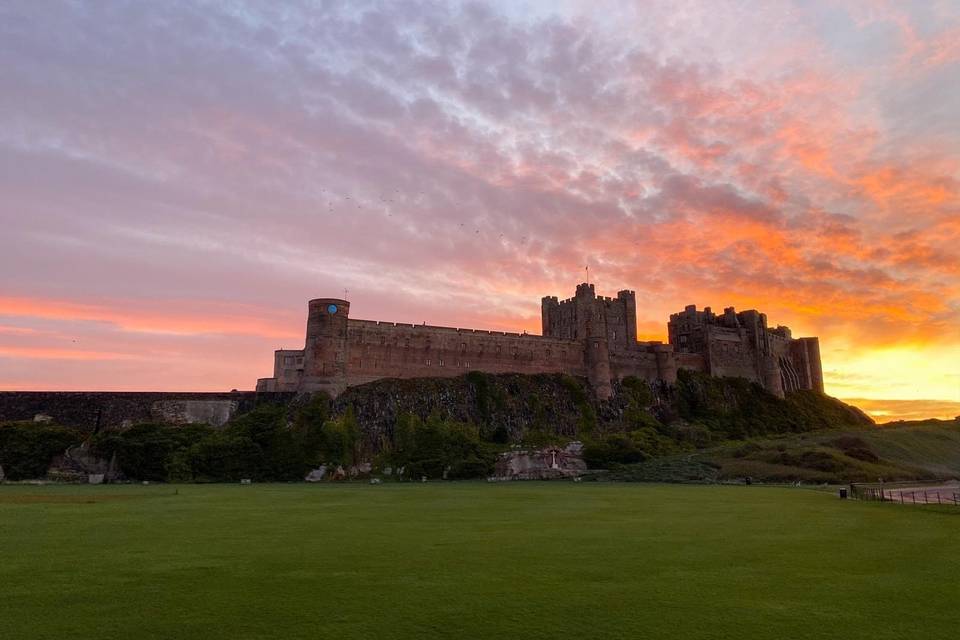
[761,353,785,399]
[585,335,613,400]
[653,344,677,384]
[301,298,350,395]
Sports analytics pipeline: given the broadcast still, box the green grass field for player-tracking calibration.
[2,483,958,639]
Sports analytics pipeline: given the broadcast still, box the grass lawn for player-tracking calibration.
[1,483,958,639]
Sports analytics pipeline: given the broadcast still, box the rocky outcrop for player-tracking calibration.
[492,442,587,480]
[47,443,123,483]
[333,373,597,453]
[305,465,328,482]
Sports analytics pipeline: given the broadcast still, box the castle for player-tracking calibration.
[256,283,823,399]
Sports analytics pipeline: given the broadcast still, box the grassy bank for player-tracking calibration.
[598,419,960,484]
[1,483,958,639]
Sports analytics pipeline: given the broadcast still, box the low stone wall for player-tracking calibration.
[0,391,294,430]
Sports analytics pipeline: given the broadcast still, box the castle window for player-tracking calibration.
[426,359,431,366]
[439,359,444,367]
[594,341,599,349]
[612,332,617,341]
[496,345,502,354]
[284,356,294,365]
[464,361,470,368]
[546,349,551,357]
[357,360,362,368]
[460,342,466,351]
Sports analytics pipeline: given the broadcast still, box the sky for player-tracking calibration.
[1,0,958,422]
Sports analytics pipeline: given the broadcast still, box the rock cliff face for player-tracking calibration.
[326,370,871,456]
[493,442,588,480]
[331,372,600,452]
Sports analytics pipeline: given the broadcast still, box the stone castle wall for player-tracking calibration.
[258,318,586,396]
[345,321,585,386]
[258,284,822,399]
[668,304,823,395]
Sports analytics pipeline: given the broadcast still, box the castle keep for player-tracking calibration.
[256,284,823,399]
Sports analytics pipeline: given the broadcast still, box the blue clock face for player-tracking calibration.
[327,304,338,314]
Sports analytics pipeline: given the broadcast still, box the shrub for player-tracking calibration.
[583,434,648,469]
[180,431,263,482]
[559,375,598,435]
[92,423,215,481]
[830,435,880,463]
[675,369,872,439]
[466,371,507,427]
[676,423,712,448]
[318,408,362,467]
[389,413,495,479]
[0,423,84,480]
[621,376,654,407]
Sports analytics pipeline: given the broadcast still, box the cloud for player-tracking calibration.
[0,0,957,418]
[842,398,960,423]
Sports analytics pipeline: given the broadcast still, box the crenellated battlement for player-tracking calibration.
[667,303,823,396]
[256,284,823,399]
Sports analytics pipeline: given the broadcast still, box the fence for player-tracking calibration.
[849,482,960,506]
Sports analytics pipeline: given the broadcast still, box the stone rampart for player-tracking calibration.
[0,391,292,430]
[344,319,585,386]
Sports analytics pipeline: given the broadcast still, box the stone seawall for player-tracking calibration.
[0,391,294,429]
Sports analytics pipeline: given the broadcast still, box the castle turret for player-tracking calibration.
[617,290,637,343]
[541,295,559,337]
[301,298,350,395]
[653,343,677,384]
[791,337,824,393]
[762,353,785,398]
[572,283,611,399]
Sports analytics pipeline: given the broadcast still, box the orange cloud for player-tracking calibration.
[0,296,301,340]
[842,398,960,423]
[0,346,135,361]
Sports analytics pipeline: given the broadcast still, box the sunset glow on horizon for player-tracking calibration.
[1,1,958,422]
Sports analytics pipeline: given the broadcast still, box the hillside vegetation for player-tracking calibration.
[1,370,892,483]
[598,419,960,484]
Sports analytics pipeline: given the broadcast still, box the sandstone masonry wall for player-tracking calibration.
[257,284,822,400]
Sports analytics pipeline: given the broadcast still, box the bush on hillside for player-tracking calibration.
[389,412,496,479]
[0,422,84,480]
[830,435,880,463]
[92,423,215,481]
[99,398,343,482]
[583,435,648,468]
[559,374,598,435]
[583,425,688,469]
[676,369,873,439]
